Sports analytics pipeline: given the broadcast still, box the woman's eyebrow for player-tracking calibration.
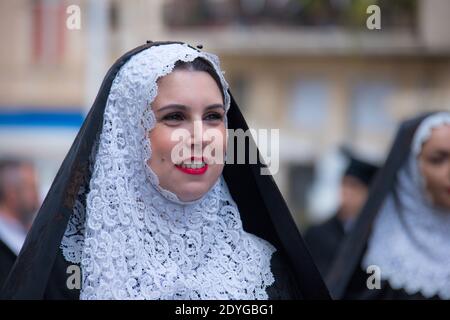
[431,150,450,156]
[155,104,188,113]
[205,104,225,111]
[155,103,224,113]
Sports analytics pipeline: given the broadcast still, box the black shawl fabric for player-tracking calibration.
[1,41,330,300]
[303,215,346,279]
[326,112,440,300]
[0,240,16,290]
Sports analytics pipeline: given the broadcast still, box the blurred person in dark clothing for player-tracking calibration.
[304,154,379,278]
[0,159,39,289]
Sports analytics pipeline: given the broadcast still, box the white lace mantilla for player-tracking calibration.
[363,112,450,299]
[60,43,276,300]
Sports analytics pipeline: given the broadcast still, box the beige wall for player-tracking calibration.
[0,0,85,108]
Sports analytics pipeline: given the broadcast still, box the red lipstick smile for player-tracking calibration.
[175,157,208,175]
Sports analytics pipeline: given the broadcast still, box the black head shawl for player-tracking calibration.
[1,41,329,300]
[326,112,441,299]
[343,155,379,187]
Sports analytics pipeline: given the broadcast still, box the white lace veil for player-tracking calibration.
[60,43,276,300]
[362,112,450,299]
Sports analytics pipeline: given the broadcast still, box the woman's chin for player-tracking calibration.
[174,183,214,202]
[177,193,205,202]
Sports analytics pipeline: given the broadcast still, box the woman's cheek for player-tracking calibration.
[156,126,177,162]
[421,162,445,202]
[163,128,177,162]
[217,125,227,162]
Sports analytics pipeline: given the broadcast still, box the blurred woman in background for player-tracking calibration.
[327,111,450,300]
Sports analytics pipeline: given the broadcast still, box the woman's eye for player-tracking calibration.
[162,113,185,122]
[427,154,447,165]
[204,112,224,121]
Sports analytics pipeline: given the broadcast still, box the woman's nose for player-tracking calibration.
[187,120,206,150]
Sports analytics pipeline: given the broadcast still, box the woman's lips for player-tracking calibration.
[175,158,208,175]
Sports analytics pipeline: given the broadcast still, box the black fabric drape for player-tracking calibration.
[0,240,16,290]
[325,112,437,299]
[303,215,346,279]
[1,41,329,300]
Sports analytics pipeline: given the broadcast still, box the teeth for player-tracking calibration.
[179,162,206,169]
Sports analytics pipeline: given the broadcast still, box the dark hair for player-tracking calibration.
[173,57,225,103]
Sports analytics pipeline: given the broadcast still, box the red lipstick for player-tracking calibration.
[175,157,208,175]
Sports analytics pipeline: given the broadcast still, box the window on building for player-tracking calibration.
[288,78,331,131]
[31,0,66,64]
[349,80,396,136]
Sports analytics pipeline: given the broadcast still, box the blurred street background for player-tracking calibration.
[1,0,450,229]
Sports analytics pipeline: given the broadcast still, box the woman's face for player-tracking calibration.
[418,124,450,210]
[148,69,226,202]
